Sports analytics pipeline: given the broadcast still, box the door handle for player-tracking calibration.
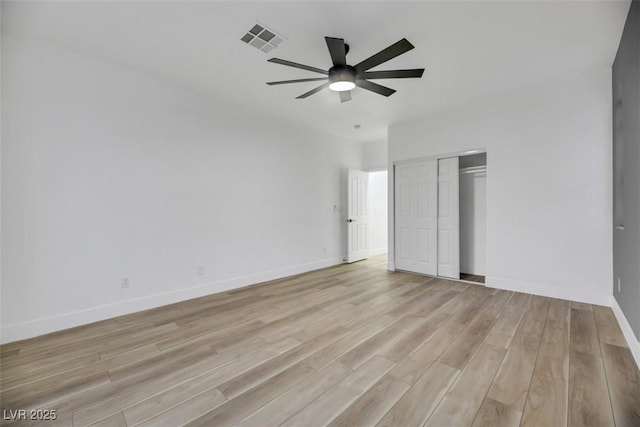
[347,219,356,223]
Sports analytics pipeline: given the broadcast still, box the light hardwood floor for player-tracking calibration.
[1,257,639,426]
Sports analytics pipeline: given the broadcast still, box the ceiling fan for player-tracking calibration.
[266,37,425,103]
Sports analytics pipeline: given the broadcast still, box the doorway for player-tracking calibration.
[459,154,487,284]
[393,151,487,284]
[346,168,389,263]
[368,170,388,257]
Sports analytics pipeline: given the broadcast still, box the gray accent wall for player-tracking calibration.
[612,0,640,340]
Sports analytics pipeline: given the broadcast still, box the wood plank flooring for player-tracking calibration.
[460,273,486,284]
[1,256,639,426]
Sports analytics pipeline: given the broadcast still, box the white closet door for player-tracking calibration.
[437,157,460,279]
[394,160,438,275]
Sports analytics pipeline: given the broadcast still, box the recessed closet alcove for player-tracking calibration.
[394,151,487,284]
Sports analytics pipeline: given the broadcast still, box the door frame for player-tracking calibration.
[389,148,487,283]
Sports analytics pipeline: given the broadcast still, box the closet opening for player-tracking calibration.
[459,153,486,284]
[393,150,487,286]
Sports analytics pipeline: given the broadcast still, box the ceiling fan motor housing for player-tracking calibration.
[329,65,357,85]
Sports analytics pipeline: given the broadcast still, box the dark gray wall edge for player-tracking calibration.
[612,0,640,340]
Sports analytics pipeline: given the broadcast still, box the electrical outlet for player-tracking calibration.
[617,278,621,293]
[122,278,130,288]
[197,265,205,276]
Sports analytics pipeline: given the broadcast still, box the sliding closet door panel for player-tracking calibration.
[396,164,414,268]
[398,228,412,260]
[438,231,451,263]
[437,157,460,279]
[395,160,437,275]
[417,228,430,262]
[416,161,436,267]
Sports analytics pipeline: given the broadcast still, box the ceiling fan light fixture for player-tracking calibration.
[329,81,356,92]
[328,66,356,92]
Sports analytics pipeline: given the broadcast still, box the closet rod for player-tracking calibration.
[459,166,487,174]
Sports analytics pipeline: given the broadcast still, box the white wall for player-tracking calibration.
[1,36,362,343]
[362,140,389,257]
[389,67,613,305]
[363,140,388,171]
[368,171,388,256]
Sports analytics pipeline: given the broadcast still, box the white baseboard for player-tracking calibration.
[611,297,640,370]
[369,248,388,257]
[0,257,344,344]
[487,276,611,306]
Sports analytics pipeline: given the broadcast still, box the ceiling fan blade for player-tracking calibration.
[355,38,415,72]
[267,77,328,86]
[356,79,396,97]
[361,69,424,79]
[325,37,347,67]
[296,82,330,99]
[340,91,352,103]
[268,58,328,75]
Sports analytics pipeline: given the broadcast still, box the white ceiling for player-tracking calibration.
[3,0,631,143]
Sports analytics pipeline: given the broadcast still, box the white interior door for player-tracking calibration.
[394,160,438,275]
[347,169,369,263]
[437,157,460,279]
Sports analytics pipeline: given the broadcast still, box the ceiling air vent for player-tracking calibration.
[241,23,285,54]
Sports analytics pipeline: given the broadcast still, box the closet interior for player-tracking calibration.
[459,153,486,284]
